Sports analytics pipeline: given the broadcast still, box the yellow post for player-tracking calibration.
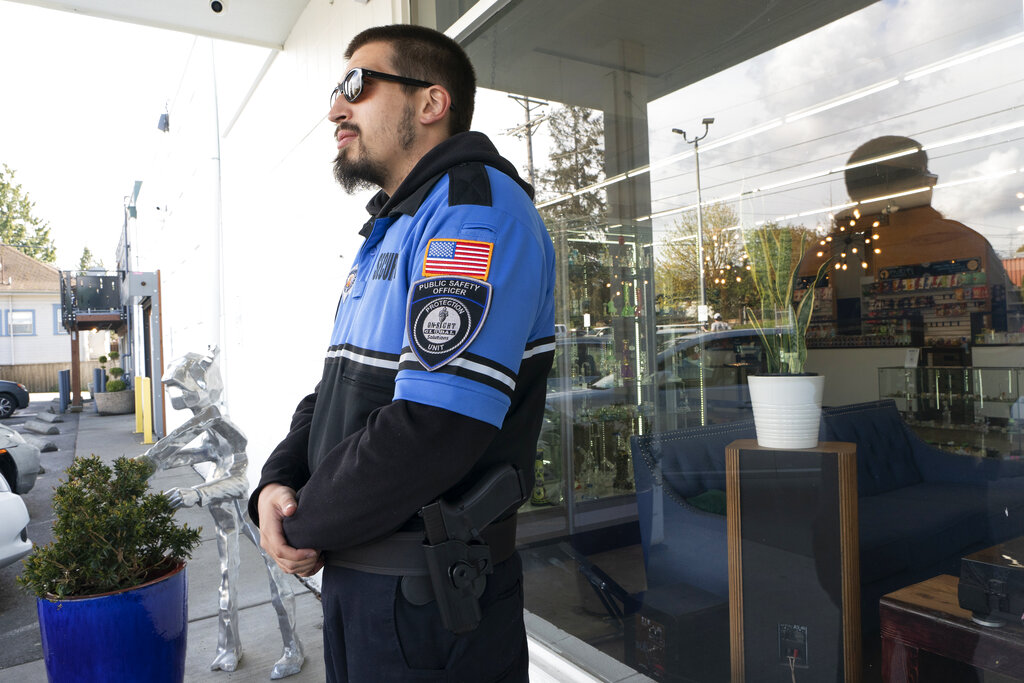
[135,378,144,434]
[141,377,154,445]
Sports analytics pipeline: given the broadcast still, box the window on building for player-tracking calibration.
[9,310,35,336]
[52,304,67,335]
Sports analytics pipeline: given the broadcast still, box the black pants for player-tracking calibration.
[321,552,529,682]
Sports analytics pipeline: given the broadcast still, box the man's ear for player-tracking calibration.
[419,85,452,126]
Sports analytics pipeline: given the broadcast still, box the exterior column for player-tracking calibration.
[69,330,81,407]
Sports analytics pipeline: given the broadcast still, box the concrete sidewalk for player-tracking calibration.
[6,404,645,683]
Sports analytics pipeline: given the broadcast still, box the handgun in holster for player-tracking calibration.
[419,464,530,634]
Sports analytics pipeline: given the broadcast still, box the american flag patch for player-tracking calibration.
[422,238,493,280]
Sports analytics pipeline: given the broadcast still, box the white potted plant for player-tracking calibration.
[744,224,830,448]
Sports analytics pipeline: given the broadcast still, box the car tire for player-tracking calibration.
[0,393,16,418]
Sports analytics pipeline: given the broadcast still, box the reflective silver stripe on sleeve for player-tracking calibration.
[327,347,401,370]
[522,341,556,360]
[399,351,517,391]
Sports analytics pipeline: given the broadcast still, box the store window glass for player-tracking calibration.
[439,0,1024,678]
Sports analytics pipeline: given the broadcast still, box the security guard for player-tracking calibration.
[248,24,555,683]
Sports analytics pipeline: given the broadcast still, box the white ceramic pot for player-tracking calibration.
[747,374,825,449]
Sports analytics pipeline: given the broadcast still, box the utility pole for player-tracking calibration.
[505,94,549,188]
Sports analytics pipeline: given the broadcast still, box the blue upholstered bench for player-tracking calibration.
[630,399,1024,631]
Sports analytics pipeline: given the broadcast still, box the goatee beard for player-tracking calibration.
[333,150,388,194]
[332,108,417,194]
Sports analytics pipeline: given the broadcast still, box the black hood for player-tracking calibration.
[363,132,534,223]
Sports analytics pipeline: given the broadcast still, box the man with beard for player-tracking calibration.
[248,24,555,683]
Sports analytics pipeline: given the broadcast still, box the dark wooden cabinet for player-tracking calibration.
[726,440,861,682]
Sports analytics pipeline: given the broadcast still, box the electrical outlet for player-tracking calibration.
[778,624,808,668]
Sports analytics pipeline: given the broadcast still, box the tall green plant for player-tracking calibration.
[18,456,201,599]
[744,225,829,374]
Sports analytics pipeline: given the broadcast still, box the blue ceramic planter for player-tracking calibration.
[37,563,188,683]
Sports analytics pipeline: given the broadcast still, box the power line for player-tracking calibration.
[651,97,1024,206]
[536,33,1024,212]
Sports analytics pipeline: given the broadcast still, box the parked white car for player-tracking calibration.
[0,424,40,495]
[0,424,38,569]
[0,471,31,569]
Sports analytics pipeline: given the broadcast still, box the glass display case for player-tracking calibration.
[878,366,1023,458]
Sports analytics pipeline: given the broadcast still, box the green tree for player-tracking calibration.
[534,105,612,329]
[0,164,57,263]
[656,202,756,320]
[79,246,104,270]
[536,104,606,223]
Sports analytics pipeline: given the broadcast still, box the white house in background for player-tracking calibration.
[0,246,103,388]
[0,245,67,366]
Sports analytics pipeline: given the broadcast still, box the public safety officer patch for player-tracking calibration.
[407,276,492,370]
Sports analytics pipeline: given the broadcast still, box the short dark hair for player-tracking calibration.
[345,24,475,135]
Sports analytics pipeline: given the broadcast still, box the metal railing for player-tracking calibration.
[59,270,127,331]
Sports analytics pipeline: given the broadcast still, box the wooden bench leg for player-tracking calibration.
[882,636,919,683]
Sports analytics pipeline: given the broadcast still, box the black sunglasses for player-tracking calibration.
[331,67,442,106]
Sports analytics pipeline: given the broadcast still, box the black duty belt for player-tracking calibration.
[324,514,518,575]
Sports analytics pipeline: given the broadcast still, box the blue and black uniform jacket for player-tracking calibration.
[249,132,556,554]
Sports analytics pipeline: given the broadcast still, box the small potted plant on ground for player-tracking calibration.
[94,350,135,414]
[744,224,830,448]
[18,455,201,683]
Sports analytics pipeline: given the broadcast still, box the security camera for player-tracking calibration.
[210,0,226,13]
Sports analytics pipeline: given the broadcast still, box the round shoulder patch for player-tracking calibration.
[407,277,492,370]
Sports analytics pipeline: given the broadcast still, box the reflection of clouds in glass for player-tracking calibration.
[933,147,1023,230]
[647,0,1023,253]
[750,10,882,109]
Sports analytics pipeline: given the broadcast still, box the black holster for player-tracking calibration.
[417,464,529,634]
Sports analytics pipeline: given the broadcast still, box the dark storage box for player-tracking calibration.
[958,537,1024,625]
[625,582,729,682]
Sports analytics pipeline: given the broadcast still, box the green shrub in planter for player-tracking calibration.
[105,379,128,392]
[18,455,201,598]
[107,365,127,392]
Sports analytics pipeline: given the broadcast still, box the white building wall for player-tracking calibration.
[136,1,409,480]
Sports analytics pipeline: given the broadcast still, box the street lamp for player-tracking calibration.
[672,119,714,426]
[672,118,714,324]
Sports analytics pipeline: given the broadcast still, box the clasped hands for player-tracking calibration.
[257,483,323,577]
